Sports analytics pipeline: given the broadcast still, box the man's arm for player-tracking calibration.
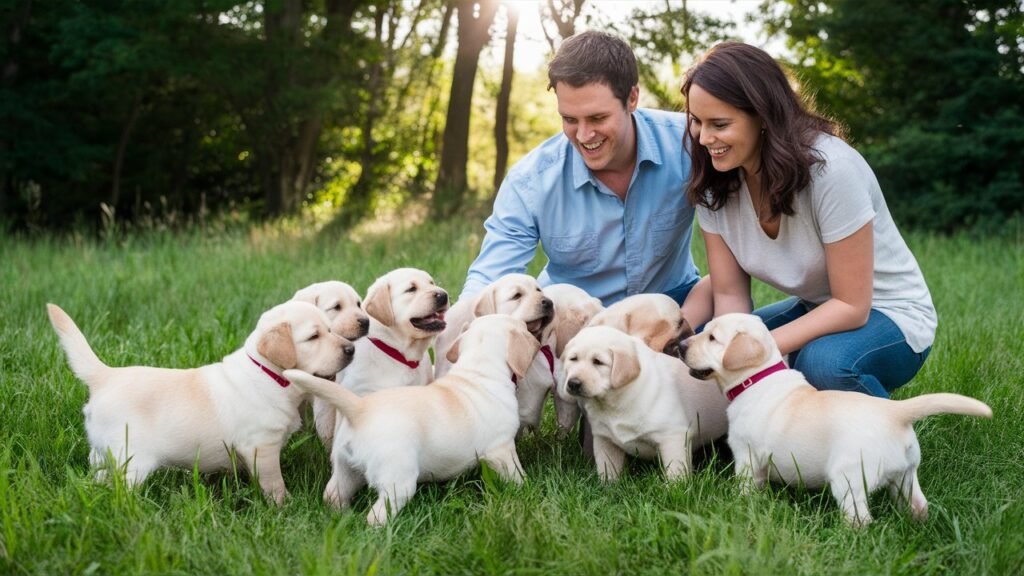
[460,182,540,301]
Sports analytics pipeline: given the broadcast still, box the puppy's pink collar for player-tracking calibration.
[369,337,420,369]
[247,354,291,388]
[511,345,555,387]
[726,361,787,402]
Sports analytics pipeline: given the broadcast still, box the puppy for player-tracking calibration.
[588,293,692,359]
[433,274,556,435]
[47,301,353,504]
[433,273,553,379]
[285,315,539,526]
[521,283,604,436]
[560,326,728,482]
[681,313,993,527]
[314,268,448,448]
[291,280,370,341]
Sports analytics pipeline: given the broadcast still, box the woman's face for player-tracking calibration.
[687,83,764,175]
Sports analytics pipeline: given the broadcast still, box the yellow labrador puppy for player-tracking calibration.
[588,293,693,359]
[680,313,993,527]
[560,326,728,482]
[525,283,604,435]
[315,268,449,448]
[433,273,553,379]
[433,274,555,434]
[47,301,353,504]
[285,315,539,526]
[291,280,370,341]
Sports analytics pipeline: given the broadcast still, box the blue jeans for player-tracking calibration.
[754,297,931,398]
[663,275,701,306]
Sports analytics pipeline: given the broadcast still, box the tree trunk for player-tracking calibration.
[432,0,499,217]
[492,5,519,196]
[111,93,142,209]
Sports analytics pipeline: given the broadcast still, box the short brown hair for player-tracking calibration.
[548,31,638,107]
[681,42,843,216]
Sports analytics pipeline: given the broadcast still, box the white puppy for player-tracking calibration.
[560,326,728,482]
[588,293,693,359]
[285,315,539,526]
[681,313,993,527]
[433,274,556,434]
[523,283,604,435]
[314,268,449,447]
[291,280,370,341]
[47,301,353,504]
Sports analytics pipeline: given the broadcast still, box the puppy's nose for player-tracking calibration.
[358,317,370,332]
[435,291,449,306]
[343,344,355,358]
[541,297,553,312]
[567,377,582,395]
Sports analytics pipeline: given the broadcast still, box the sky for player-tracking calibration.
[502,0,773,72]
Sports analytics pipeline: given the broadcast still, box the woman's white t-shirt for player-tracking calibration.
[696,133,936,353]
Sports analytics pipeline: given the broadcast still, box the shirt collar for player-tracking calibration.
[570,109,662,191]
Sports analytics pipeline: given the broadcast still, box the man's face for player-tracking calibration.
[555,82,638,175]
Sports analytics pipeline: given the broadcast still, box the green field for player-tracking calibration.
[2,218,1022,575]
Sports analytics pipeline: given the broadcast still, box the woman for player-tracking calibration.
[680,42,935,398]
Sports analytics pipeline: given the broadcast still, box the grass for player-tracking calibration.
[1,215,1022,575]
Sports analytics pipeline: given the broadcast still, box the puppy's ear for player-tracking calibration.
[723,332,766,372]
[507,327,541,378]
[473,287,496,317]
[444,322,471,364]
[445,336,462,364]
[364,281,394,327]
[554,306,591,358]
[609,341,641,389]
[644,318,674,352]
[257,323,297,369]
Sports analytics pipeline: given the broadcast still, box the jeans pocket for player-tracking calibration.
[545,232,600,274]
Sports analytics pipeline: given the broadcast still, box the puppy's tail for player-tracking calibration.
[283,369,363,420]
[894,393,993,424]
[46,303,111,389]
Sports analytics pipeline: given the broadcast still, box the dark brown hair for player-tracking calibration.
[548,31,638,107]
[681,42,843,216]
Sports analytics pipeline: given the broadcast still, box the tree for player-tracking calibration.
[432,0,499,217]
[759,0,1024,232]
[492,2,519,194]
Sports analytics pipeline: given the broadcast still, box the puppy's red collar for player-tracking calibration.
[369,337,420,369]
[726,361,787,402]
[247,354,291,388]
[511,345,555,387]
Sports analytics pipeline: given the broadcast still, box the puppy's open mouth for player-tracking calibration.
[525,310,554,341]
[689,367,714,380]
[411,307,448,332]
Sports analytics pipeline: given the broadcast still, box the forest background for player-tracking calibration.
[2,0,1022,236]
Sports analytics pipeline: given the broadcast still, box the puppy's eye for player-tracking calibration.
[333,304,342,311]
[708,334,716,342]
[568,355,578,362]
[511,292,522,300]
[356,300,362,308]
[405,286,417,294]
[308,334,319,341]
[592,358,604,367]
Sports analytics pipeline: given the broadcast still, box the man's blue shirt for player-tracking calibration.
[461,108,699,306]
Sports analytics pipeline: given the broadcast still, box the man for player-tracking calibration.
[460,31,702,314]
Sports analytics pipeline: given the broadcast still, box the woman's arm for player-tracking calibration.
[770,222,874,355]
[702,229,753,323]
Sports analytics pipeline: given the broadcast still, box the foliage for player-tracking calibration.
[759,0,1024,232]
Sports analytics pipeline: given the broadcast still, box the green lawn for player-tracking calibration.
[2,218,1022,575]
